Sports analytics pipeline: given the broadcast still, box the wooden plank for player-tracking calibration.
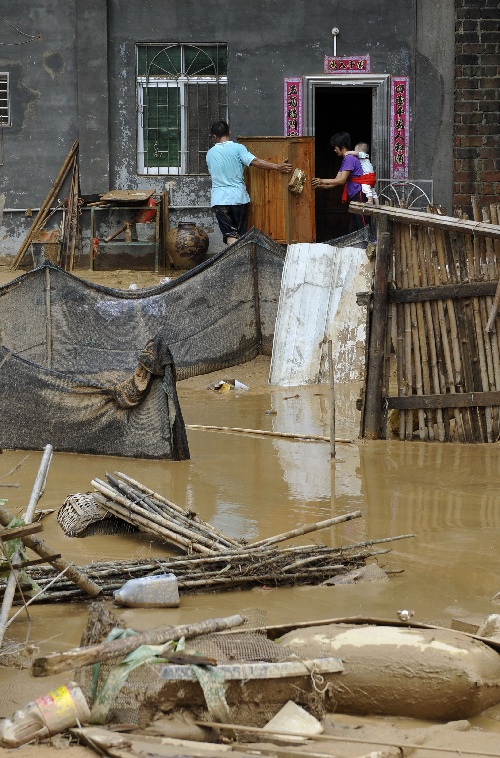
[387,391,500,410]
[349,202,500,240]
[388,280,497,303]
[0,522,43,542]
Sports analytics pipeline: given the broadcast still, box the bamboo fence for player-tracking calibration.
[354,201,500,442]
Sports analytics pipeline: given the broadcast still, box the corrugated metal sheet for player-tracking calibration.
[269,242,372,386]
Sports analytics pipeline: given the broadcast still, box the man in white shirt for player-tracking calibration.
[206,120,292,245]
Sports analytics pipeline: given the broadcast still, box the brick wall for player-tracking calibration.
[454,0,500,215]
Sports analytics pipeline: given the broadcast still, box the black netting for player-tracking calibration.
[0,229,285,458]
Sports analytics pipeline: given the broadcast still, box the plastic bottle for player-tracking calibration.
[0,681,90,748]
[113,572,180,608]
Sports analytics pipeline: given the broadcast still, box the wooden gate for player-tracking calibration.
[356,202,500,442]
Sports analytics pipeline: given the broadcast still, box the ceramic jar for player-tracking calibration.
[165,221,209,270]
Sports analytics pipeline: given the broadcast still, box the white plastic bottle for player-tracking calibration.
[0,682,90,748]
[113,572,180,608]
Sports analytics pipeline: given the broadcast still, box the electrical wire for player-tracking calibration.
[0,16,41,44]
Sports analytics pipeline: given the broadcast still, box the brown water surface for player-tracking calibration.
[1,267,500,734]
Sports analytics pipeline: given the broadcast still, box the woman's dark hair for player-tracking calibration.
[210,120,230,138]
[330,131,352,151]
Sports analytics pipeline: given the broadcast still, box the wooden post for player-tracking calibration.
[328,340,335,459]
[363,215,391,439]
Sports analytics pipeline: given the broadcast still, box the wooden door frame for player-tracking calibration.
[302,74,391,183]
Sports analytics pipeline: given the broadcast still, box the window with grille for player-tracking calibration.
[136,44,228,175]
[0,74,10,126]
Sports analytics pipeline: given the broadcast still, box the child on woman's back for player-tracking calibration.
[347,142,379,205]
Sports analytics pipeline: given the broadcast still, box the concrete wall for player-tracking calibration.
[0,0,457,263]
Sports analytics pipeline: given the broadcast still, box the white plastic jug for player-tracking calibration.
[113,573,180,608]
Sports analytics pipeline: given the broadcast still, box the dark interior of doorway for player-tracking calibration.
[315,86,372,242]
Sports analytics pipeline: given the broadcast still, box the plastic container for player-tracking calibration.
[0,682,90,748]
[135,196,158,223]
[113,573,180,608]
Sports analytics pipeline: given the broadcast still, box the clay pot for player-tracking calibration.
[165,221,209,270]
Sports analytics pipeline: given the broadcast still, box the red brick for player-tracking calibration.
[480,171,500,182]
[458,43,488,54]
[480,78,500,88]
[454,101,480,112]
[460,112,484,124]
[461,136,485,147]
[453,194,471,206]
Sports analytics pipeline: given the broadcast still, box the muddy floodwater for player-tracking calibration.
[2,267,500,737]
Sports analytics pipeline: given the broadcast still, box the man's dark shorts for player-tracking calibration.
[213,204,249,244]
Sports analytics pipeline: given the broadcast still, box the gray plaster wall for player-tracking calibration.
[0,1,78,258]
[415,0,455,212]
[0,0,455,261]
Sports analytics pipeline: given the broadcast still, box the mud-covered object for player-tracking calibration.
[279,623,500,720]
[0,229,284,456]
[0,333,189,459]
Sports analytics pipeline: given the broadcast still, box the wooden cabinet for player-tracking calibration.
[239,136,316,244]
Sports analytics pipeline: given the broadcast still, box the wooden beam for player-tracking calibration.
[388,281,497,303]
[387,391,500,410]
[363,215,391,439]
[32,614,246,677]
[0,523,43,542]
[349,202,500,240]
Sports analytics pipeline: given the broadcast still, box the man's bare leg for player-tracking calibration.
[226,236,238,245]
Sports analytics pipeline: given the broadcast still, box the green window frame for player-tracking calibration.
[137,44,228,175]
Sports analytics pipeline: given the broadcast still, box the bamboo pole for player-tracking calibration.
[32,614,246,677]
[411,229,433,439]
[186,424,352,443]
[196,720,500,757]
[114,472,240,547]
[328,340,335,458]
[400,222,415,439]
[449,229,488,440]
[247,511,362,549]
[0,444,53,648]
[402,224,426,439]
[10,139,79,270]
[108,473,237,549]
[423,225,448,440]
[428,225,466,440]
[91,485,214,555]
[0,504,101,600]
[393,224,406,439]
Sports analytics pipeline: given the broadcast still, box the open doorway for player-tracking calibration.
[314,86,373,241]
